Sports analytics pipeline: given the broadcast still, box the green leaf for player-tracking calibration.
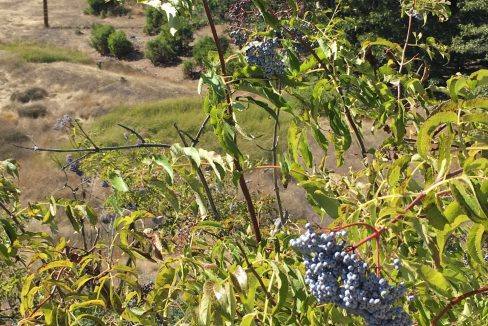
[69,299,106,311]
[198,290,212,326]
[240,313,256,326]
[287,122,301,162]
[299,132,313,168]
[271,262,289,313]
[65,205,81,232]
[424,203,449,230]
[85,205,98,225]
[76,314,105,325]
[154,155,174,183]
[311,125,329,153]
[196,221,223,229]
[38,260,74,273]
[450,179,487,224]
[109,171,129,192]
[237,96,278,121]
[0,219,16,244]
[251,0,279,27]
[419,265,451,296]
[417,111,457,159]
[466,224,485,265]
[183,147,201,167]
[388,155,411,187]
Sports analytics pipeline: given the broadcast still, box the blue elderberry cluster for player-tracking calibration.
[245,38,285,77]
[230,29,248,47]
[284,22,316,55]
[66,155,83,177]
[290,224,412,326]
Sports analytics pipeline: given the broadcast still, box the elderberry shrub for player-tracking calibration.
[245,38,285,78]
[290,224,412,326]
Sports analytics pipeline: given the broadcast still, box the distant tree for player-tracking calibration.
[448,0,488,71]
[43,0,49,28]
[334,0,487,76]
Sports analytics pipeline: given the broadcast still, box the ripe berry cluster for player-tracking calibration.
[230,30,248,48]
[281,21,316,55]
[245,38,285,77]
[290,224,412,326]
[66,155,84,177]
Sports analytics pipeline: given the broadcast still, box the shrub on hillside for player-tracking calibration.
[85,0,128,16]
[182,59,200,79]
[18,104,48,119]
[192,36,229,65]
[108,30,133,59]
[10,87,48,103]
[90,24,116,55]
[145,34,178,66]
[158,23,194,56]
[144,6,166,35]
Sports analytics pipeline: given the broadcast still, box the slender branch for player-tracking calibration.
[272,107,284,220]
[0,201,25,233]
[430,286,488,325]
[325,222,382,275]
[117,124,146,144]
[174,123,220,220]
[201,0,261,242]
[14,142,171,153]
[75,120,99,150]
[349,191,426,251]
[194,115,211,145]
[24,267,66,320]
[349,168,463,251]
[397,4,415,106]
[281,26,367,158]
[235,242,276,306]
[398,10,414,75]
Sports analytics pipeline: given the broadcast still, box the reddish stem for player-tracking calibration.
[349,191,427,251]
[201,0,261,242]
[324,222,383,276]
[328,222,380,234]
[430,286,488,325]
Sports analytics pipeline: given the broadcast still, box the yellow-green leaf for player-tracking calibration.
[419,265,451,297]
[417,111,457,159]
[466,224,485,265]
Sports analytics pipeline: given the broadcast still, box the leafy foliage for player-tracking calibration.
[182,58,200,79]
[108,30,133,59]
[1,0,487,325]
[144,5,167,35]
[192,36,229,65]
[85,0,127,16]
[90,24,116,55]
[145,33,178,65]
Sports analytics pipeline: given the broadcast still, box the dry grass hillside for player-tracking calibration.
[0,0,384,225]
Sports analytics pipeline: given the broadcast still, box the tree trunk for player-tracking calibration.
[43,0,49,28]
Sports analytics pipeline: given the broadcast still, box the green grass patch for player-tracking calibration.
[0,42,93,64]
[90,97,290,161]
